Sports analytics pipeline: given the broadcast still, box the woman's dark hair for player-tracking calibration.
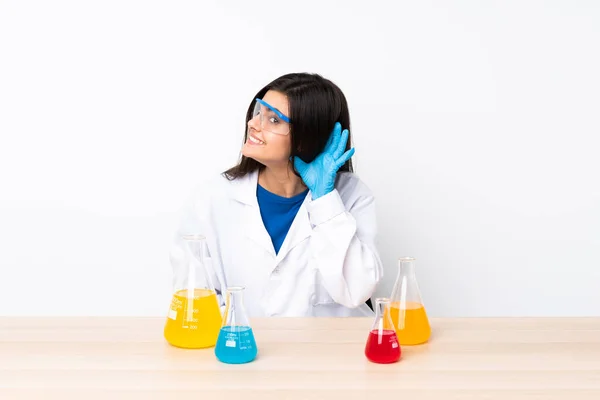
[223,73,353,180]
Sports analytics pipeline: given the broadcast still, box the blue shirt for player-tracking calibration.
[256,184,308,254]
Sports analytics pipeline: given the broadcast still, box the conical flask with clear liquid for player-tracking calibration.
[364,297,401,364]
[215,286,258,364]
[164,234,222,349]
[389,257,431,345]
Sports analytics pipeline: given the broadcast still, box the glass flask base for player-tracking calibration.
[215,326,258,364]
[163,288,222,349]
[389,301,431,345]
[364,329,401,364]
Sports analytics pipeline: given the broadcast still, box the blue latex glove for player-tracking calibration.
[293,122,355,200]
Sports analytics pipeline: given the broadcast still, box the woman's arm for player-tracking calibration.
[306,179,383,308]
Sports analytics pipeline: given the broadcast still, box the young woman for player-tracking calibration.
[170,73,383,317]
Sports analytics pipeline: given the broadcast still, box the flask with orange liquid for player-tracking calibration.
[389,257,431,345]
[164,234,222,349]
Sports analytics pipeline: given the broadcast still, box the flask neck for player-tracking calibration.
[227,288,245,309]
[183,235,207,262]
[391,257,424,307]
[178,235,215,292]
[374,298,387,319]
[397,258,416,278]
[224,287,249,327]
[373,298,394,331]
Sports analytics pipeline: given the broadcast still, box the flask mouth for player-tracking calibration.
[398,257,416,262]
[375,297,391,304]
[182,234,206,241]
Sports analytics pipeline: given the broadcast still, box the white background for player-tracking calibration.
[1,0,599,317]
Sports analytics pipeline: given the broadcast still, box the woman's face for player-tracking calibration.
[241,90,292,167]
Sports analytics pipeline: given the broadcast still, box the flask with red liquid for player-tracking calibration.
[364,297,401,364]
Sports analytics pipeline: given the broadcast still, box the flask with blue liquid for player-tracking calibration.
[215,286,258,364]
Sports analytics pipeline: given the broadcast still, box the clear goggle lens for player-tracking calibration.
[251,98,290,135]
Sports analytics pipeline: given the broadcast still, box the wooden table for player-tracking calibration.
[1,317,599,399]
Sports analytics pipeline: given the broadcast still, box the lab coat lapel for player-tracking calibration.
[230,171,276,258]
[274,192,312,266]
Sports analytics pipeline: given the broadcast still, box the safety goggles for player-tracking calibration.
[251,98,291,135]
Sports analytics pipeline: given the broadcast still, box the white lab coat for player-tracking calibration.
[169,169,383,317]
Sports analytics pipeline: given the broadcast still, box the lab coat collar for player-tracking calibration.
[230,169,313,268]
[229,170,260,207]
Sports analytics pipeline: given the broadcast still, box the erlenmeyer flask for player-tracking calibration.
[164,234,222,349]
[215,286,258,364]
[389,257,431,345]
[364,297,401,364]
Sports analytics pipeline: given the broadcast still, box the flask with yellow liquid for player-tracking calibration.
[164,234,222,349]
[388,257,431,345]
